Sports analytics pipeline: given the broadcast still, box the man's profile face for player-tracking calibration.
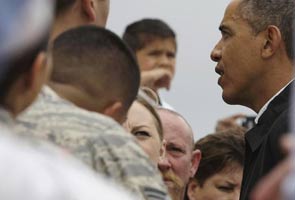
[210,0,266,107]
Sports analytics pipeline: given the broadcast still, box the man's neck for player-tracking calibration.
[255,79,293,123]
[253,77,293,113]
[254,57,294,112]
[169,187,185,200]
[49,11,86,43]
[48,82,86,106]
[48,82,103,114]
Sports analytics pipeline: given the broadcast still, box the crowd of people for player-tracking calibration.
[0,0,294,200]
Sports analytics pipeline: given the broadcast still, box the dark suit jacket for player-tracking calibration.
[239,82,293,200]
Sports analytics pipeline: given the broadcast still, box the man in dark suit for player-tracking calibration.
[210,0,295,199]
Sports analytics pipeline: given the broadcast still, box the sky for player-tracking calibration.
[107,0,255,140]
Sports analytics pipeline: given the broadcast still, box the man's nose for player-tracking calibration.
[210,44,222,62]
[158,150,171,172]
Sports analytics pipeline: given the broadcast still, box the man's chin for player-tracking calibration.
[222,91,238,105]
[164,180,176,188]
[165,180,184,194]
[162,172,184,191]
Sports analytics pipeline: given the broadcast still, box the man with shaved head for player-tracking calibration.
[157,108,201,200]
[16,26,168,200]
[15,1,169,199]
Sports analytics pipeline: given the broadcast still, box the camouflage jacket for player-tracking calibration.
[0,108,135,200]
[16,86,169,200]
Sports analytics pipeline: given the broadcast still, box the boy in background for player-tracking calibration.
[123,18,177,108]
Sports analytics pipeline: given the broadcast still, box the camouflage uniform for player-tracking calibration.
[0,108,135,200]
[16,86,169,200]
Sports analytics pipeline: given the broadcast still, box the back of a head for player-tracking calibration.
[51,25,140,115]
[194,128,245,186]
[122,18,177,52]
[238,0,295,61]
[0,0,53,104]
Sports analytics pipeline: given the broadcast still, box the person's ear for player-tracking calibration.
[102,101,124,123]
[81,0,96,22]
[187,179,199,200]
[24,52,49,92]
[13,52,49,116]
[190,149,201,177]
[261,25,282,59]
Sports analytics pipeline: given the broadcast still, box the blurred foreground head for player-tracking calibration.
[0,0,54,117]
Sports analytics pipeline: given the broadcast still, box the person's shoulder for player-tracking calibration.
[270,109,289,134]
[267,109,289,160]
[18,86,123,132]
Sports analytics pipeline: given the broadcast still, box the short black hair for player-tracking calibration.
[55,0,76,16]
[51,25,140,115]
[239,0,295,60]
[122,18,177,52]
[0,34,49,103]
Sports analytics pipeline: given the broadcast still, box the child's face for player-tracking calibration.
[136,38,176,92]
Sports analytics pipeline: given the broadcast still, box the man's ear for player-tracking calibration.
[81,0,96,22]
[12,52,49,116]
[261,25,282,59]
[24,52,48,92]
[190,149,201,177]
[187,179,198,200]
[102,101,124,123]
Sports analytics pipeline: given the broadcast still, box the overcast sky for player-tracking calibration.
[107,0,255,140]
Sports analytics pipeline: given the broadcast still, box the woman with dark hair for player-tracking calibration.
[187,128,245,200]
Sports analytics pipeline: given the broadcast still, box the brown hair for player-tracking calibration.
[123,18,177,52]
[193,127,245,186]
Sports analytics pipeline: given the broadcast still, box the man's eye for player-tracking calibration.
[167,52,175,58]
[217,185,234,193]
[148,51,161,56]
[167,146,184,153]
[133,131,151,139]
[171,147,182,152]
[221,31,230,39]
